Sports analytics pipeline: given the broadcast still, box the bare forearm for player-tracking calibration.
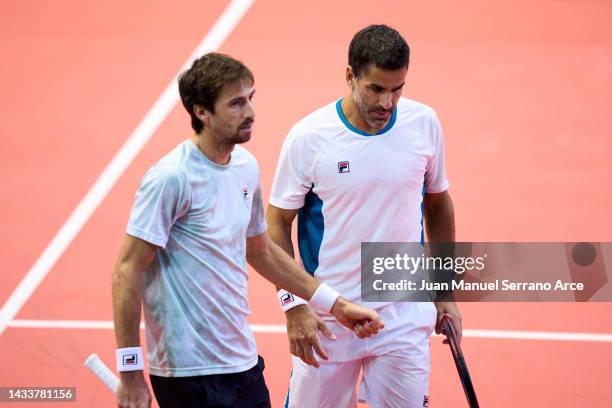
[267,219,295,257]
[112,236,157,349]
[266,211,296,292]
[112,263,144,348]
[424,192,457,304]
[247,240,318,300]
[424,195,455,243]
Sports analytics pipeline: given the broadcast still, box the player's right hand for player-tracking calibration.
[285,304,336,368]
[117,371,151,408]
[330,298,385,338]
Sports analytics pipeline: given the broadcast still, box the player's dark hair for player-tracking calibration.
[348,24,410,78]
[178,52,254,133]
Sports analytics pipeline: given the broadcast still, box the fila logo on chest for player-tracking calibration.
[338,161,350,173]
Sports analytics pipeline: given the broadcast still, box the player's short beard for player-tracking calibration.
[214,119,253,146]
[352,87,388,131]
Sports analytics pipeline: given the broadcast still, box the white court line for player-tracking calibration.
[8,320,612,342]
[0,0,255,336]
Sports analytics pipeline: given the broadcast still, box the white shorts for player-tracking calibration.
[283,301,437,408]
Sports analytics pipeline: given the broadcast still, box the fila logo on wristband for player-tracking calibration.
[123,354,138,365]
[116,347,144,372]
[278,289,307,312]
[281,293,294,306]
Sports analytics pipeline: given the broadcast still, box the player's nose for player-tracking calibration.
[243,99,255,120]
[379,92,393,110]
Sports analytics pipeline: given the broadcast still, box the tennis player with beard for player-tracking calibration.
[112,52,383,408]
[267,25,461,407]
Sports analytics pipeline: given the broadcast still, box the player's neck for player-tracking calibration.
[341,96,377,135]
[191,133,233,165]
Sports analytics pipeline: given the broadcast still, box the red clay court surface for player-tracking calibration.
[1,1,611,406]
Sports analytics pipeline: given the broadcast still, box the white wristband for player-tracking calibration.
[308,283,340,314]
[278,289,307,312]
[116,347,144,372]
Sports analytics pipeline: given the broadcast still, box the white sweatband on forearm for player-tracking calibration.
[308,283,340,314]
[278,289,307,312]
[116,347,144,372]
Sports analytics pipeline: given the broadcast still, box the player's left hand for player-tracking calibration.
[330,298,384,338]
[435,301,462,344]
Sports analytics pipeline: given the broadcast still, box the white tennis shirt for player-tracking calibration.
[270,97,449,307]
[127,139,266,377]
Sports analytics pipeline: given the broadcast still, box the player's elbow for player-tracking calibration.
[111,258,144,295]
[246,233,272,268]
[111,261,130,292]
[246,250,269,273]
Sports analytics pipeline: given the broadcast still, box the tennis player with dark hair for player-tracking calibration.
[267,24,461,407]
[112,52,383,408]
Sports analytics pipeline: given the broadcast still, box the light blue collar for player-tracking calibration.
[335,99,397,136]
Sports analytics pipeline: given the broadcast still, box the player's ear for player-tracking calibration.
[346,66,356,90]
[193,105,210,126]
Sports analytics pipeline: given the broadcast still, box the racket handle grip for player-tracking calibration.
[84,353,120,394]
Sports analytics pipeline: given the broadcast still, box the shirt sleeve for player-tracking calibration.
[246,181,268,238]
[424,109,450,194]
[269,128,314,209]
[126,164,191,248]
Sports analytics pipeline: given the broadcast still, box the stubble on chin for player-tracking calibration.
[354,92,386,132]
[233,134,251,144]
[227,129,252,145]
[361,110,387,132]
[213,124,251,146]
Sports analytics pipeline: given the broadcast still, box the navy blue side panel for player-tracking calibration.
[297,189,324,275]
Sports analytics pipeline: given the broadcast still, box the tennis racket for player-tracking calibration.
[442,315,479,408]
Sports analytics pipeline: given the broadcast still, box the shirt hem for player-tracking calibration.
[268,197,304,210]
[148,355,259,377]
[126,226,168,248]
[246,222,268,238]
[425,181,450,194]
